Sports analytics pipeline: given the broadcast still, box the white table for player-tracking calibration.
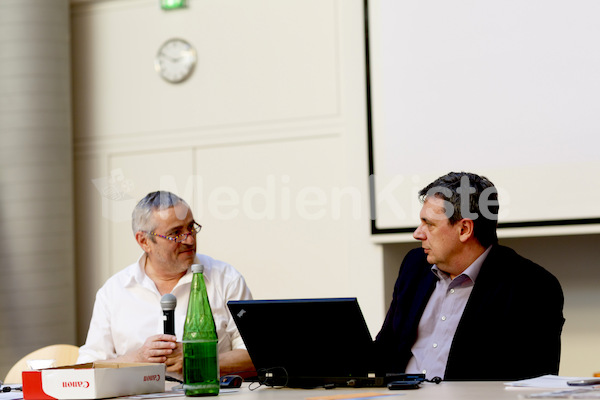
[160,381,551,400]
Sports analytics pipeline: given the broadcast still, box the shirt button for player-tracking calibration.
[422,370,427,374]
[441,316,447,321]
[450,288,455,294]
[432,343,438,348]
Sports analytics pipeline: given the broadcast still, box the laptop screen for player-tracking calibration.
[227,298,380,388]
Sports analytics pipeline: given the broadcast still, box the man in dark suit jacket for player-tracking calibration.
[375,172,565,381]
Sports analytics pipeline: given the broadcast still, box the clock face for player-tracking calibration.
[155,38,197,83]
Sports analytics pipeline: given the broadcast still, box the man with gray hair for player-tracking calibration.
[375,172,565,381]
[78,191,254,377]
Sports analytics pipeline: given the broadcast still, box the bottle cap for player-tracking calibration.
[191,264,204,273]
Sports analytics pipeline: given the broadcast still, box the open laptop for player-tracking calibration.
[227,297,384,388]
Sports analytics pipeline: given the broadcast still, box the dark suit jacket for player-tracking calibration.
[374,245,565,381]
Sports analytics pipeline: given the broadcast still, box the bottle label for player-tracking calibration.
[183,383,219,390]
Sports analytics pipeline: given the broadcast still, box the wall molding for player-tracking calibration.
[74,118,345,157]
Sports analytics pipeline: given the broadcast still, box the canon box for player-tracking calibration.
[22,362,165,399]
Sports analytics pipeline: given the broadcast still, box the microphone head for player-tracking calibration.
[160,293,177,311]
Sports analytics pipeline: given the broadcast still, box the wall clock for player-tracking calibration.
[154,38,197,83]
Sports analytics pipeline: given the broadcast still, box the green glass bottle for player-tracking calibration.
[183,264,219,396]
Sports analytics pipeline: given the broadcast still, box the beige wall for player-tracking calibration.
[71,0,385,347]
[0,0,76,380]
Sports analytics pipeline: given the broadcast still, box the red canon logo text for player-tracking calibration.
[62,381,90,388]
[144,375,161,382]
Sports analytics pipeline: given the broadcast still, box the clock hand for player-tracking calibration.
[160,53,182,62]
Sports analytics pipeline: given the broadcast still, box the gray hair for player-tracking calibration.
[131,191,189,234]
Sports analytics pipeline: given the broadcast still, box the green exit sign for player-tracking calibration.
[160,0,186,10]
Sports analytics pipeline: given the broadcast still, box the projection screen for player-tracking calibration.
[366,0,600,236]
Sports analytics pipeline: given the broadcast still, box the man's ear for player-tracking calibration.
[458,219,475,243]
[135,231,151,252]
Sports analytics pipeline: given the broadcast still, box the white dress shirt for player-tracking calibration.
[405,246,491,379]
[77,253,252,363]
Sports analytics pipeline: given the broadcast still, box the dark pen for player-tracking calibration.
[2,386,23,392]
[567,379,600,386]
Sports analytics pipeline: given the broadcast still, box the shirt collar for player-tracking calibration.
[123,253,148,287]
[125,253,199,289]
[431,245,493,283]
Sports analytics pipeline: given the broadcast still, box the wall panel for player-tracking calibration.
[72,0,339,141]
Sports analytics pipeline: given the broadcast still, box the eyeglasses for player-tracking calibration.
[146,222,202,243]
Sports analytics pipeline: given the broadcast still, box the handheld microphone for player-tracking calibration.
[160,294,177,335]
